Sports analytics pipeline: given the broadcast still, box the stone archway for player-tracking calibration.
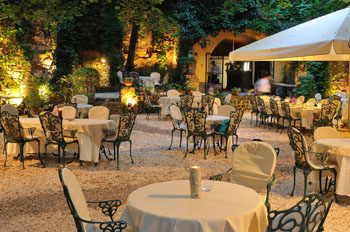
[192,30,265,92]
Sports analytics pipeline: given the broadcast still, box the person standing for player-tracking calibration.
[210,61,221,84]
[255,72,272,94]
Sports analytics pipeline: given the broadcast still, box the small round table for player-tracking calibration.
[313,138,350,196]
[121,180,268,232]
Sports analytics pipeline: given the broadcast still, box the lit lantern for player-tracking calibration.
[121,87,138,107]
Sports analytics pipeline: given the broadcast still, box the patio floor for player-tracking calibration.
[0,113,349,231]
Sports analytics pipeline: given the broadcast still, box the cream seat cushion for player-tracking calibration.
[167,89,180,97]
[1,104,18,115]
[61,106,77,119]
[88,106,110,120]
[72,94,89,104]
[217,105,235,117]
[314,127,340,141]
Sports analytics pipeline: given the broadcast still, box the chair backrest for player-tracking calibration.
[273,96,281,101]
[287,127,308,165]
[315,93,322,101]
[201,94,215,114]
[318,99,328,105]
[129,71,140,85]
[162,73,170,85]
[329,95,341,101]
[88,106,110,120]
[336,92,347,100]
[184,108,207,135]
[39,111,65,142]
[144,95,153,106]
[217,105,235,117]
[319,103,338,122]
[329,99,341,117]
[1,104,18,116]
[296,96,305,105]
[269,98,279,115]
[116,110,137,141]
[150,72,161,83]
[167,89,180,97]
[192,91,203,98]
[0,111,23,142]
[224,94,232,105]
[117,71,124,84]
[72,94,88,104]
[227,109,244,135]
[180,94,194,111]
[58,168,91,231]
[231,141,277,192]
[169,104,183,130]
[314,127,340,141]
[249,96,258,112]
[306,98,316,105]
[257,96,267,113]
[267,193,333,232]
[62,106,77,119]
[281,102,291,118]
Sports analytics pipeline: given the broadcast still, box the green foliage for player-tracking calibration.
[231,87,241,92]
[295,74,317,100]
[108,51,125,86]
[306,61,330,98]
[70,67,100,97]
[26,75,52,109]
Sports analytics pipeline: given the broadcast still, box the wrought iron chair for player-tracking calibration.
[269,98,280,131]
[101,110,137,169]
[168,104,186,150]
[179,93,194,112]
[266,193,334,232]
[210,141,277,209]
[249,96,259,125]
[311,103,338,132]
[257,97,272,128]
[287,127,337,199]
[183,108,216,159]
[129,71,140,89]
[280,102,301,132]
[328,95,341,102]
[201,94,215,115]
[144,94,161,120]
[58,168,127,232]
[214,109,244,158]
[0,111,42,169]
[39,111,80,167]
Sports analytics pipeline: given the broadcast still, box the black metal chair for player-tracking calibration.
[129,71,140,90]
[249,96,259,125]
[311,102,338,132]
[102,110,137,169]
[267,193,334,232]
[280,102,301,132]
[201,94,215,115]
[168,104,186,150]
[257,97,272,128]
[39,111,80,167]
[0,111,42,169]
[269,98,280,131]
[183,108,216,159]
[214,108,244,158]
[287,127,337,199]
[179,93,194,112]
[144,94,161,120]
[58,168,127,232]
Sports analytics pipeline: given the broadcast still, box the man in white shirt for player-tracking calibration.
[255,73,272,94]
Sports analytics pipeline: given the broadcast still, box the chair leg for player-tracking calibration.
[290,166,296,196]
[192,136,196,154]
[113,143,116,160]
[20,143,24,169]
[184,137,189,158]
[179,130,183,147]
[203,139,207,160]
[3,142,7,167]
[58,146,61,163]
[45,144,48,167]
[250,113,253,125]
[168,129,174,150]
[225,137,229,159]
[319,170,323,194]
[303,170,311,198]
[36,140,44,168]
[129,141,134,164]
[212,135,217,156]
[62,146,66,168]
[116,144,120,169]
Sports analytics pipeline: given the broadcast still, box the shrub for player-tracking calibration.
[70,67,100,98]
[295,74,317,100]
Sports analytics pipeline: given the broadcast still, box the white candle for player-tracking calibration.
[189,165,202,199]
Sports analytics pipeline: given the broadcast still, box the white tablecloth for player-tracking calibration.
[121,180,268,232]
[159,97,221,116]
[312,138,350,196]
[290,105,321,129]
[7,118,115,163]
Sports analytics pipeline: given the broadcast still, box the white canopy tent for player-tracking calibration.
[229,7,350,62]
[229,7,350,127]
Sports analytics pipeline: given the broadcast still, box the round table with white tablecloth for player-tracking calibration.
[159,96,221,116]
[289,104,321,129]
[121,180,268,232]
[76,104,93,118]
[7,118,115,163]
[312,138,350,196]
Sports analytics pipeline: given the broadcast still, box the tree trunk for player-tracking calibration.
[125,23,140,72]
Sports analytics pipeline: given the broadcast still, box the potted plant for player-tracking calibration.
[231,87,241,95]
[124,77,134,87]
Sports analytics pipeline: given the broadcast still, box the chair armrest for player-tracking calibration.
[209,168,232,181]
[87,199,122,221]
[306,151,332,169]
[265,174,275,213]
[74,213,127,232]
[63,129,78,138]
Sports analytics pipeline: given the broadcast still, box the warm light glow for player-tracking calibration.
[121,87,138,107]
[101,58,106,63]
[6,87,23,105]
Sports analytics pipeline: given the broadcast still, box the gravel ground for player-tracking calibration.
[0,113,349,231]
